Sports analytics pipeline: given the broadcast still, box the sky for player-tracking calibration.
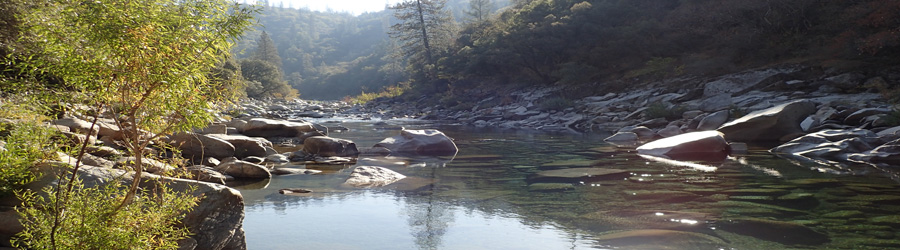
[246,0,407,15]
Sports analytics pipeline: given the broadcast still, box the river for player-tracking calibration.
[233,119,900,249]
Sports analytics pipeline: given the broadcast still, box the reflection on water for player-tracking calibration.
[236,119,900,249]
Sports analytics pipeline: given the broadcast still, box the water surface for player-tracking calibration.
[235,119,900,249]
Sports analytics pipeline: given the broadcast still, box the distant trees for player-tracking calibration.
[464,0,495,23]
[253,31,283,71]
[241,59,297,99]
[389,0,457,78]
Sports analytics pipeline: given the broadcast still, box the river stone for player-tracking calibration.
[343,166,406,188]
[595,229,726,249]
[373,129,458,156]
[718,100,816,142]
[771,129,881,163]
[697,110,729,130]
[214,160,271,179]
[303,136,360,157]
[636,131,728,159]
[860,138,900,165]
[186,165,227,184]
[168,132,235,160]
[239,118,316,137]
[699,93,733,112]
[208,134,271,159]
[629,126,655,140]
[527,183,575,192]
[51,117,99,136]
[115,157,176,174]
[717,218,829,245]
[657,125,682,138]
[529,168,629,183]
[265,153,290,163]
[844,107,892,125]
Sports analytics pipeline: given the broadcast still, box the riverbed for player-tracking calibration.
[233,119,900,249]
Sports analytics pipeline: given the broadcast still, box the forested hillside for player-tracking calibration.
[240,0,900,101]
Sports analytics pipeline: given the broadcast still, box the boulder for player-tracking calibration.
[696,110,729,131]
[51,117,98,136]
[629,126,655,140]
[657,125,682,138]
[238,118,316,138]
[168,132,235,160]
[343,166,406,188]
[636,131,729,160]
[115,157,176,174]
[214,160,271,179]
[373,129,458,156]
[699,93,733,112]
[857,138,900,165]
[302,136,359,157]
[186,165,228,184]
[772,129,883,164]
[207,134,271,159]
[718,100,816,142]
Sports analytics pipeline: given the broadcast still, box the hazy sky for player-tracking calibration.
[247,0,407,15]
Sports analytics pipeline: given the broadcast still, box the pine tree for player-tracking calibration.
[465,0,495,23]
[389,0,456,77]
[253,31,283,72]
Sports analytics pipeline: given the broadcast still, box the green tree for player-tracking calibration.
[241,59,298,99]
[253,31,284,71]
[390,0,456,78]
[464,0,495,23]
[10,0,257,248]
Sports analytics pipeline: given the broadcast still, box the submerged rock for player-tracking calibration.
[595,229,726,249]
[373,129,458,156]
[717,218,830,245]
[529,168,629,183]
[636,131,729,160]
[343,166,406,188]
[718,100,816,142]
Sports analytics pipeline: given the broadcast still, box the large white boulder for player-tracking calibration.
[637,131,729,160]
[373,129,458,155]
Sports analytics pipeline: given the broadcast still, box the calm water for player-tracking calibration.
[233,119,900,250]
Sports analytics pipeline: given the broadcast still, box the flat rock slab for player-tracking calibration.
[529,168,629,183]
[595,229,726,249]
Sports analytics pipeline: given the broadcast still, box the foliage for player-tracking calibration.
[464,0,496,23]
[390,0,457,79]
[344,83,410,104]
[253,31,283,71]
[9,0,257,248]
[625,57,684,81]
[0,101,60,198]
[241,59,297,99]
[15,178,198,250]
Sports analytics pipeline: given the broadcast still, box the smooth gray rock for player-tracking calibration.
[699,93,733,112]
[657,125,682,138]
[239,118,316,138]
[214,160,271,179]
[343,166,406,188]
[637,131,729,160]
[697,110,729,130]
[168,132,235,160]
[771,129,881,163]
[718,100,816,142]
[373,129,458,156]
[303,136,359,157]
[115,157,176,174]
[208,134,271,159]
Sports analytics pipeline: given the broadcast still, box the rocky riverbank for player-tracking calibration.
[362,64,900,170]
